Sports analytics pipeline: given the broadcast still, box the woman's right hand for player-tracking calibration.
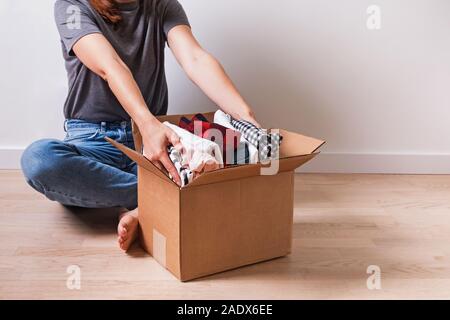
[140,119,184,186]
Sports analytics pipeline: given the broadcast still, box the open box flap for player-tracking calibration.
[277,153,319,172]
[105,137,178,187]
[278,129,325,157]
[185,153,319,188]
[186,163,262,188]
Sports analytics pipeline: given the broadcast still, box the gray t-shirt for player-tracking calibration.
[54,0,190,122]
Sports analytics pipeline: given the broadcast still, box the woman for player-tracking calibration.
[20,0,259,251]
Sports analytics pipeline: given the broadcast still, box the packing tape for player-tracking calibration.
[153,228,167,268]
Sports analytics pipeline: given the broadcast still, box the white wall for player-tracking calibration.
[1,0,449,173]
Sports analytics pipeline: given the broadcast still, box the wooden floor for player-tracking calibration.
[1,170,449,300]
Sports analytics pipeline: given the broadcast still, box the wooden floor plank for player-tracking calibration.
[1,170,449,299]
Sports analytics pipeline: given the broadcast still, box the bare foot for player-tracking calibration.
[117,208,139,252]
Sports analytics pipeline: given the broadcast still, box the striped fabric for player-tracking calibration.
[167,146,194,187]
[229,118,283,161]
[214,110,260,164]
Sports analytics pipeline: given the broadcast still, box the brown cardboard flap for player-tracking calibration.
[278,129,325,158]
[277,153,319,172]
[185,153,319,188]
[186,164,262,188]
[105,137,177,186]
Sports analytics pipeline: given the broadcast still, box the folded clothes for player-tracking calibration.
[179,114,243,165]
[167,146,194,187]
[164,122,224,175]
[230,118,282,161]
[214,110,283,162]
[231,142,251,165]
[214,110,259,164]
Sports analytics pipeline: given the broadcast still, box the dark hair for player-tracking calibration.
[89,0,122,24]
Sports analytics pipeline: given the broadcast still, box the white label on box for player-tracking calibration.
[153,228,167,268]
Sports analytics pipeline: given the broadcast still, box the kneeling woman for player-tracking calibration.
[21,0,259,251]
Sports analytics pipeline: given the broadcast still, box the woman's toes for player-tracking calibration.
[118,222,127,234]
[117,209,139,252]
[119,233,128,242]
[119,226,127,237]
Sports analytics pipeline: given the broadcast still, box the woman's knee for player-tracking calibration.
[21,139,67,189]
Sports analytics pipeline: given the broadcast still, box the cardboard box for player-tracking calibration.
[107,112,324,281]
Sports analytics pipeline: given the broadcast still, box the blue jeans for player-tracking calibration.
[20,120,137,210]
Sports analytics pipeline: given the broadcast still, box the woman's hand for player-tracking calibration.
[140,119,184,186]
[239,109,261,128]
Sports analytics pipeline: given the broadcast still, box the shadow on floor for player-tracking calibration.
[60,206,148,258]
[63,206,120,232]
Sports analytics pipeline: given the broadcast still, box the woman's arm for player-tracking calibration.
[167,25,260,127]
[72,33,183,185]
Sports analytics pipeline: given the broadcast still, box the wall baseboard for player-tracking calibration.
[299,152,450,174]
[1,148,449,174]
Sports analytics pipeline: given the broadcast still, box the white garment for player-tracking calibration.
[164,122,224,173]
[214,110,259,164]
[167,146,194,187]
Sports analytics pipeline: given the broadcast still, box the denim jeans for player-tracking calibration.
[21,120,137,210]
